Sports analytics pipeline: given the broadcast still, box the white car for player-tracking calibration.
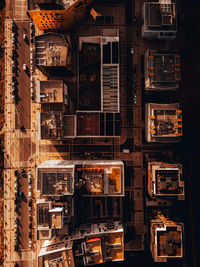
[28,191,31,198]
[23,34,27,40]
[29,185,31,191]
[29,240,32,248]
[23,64,26,70]
[28,171,31,178]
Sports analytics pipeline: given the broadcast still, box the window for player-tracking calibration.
[103,42,119,64]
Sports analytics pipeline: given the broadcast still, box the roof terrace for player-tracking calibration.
[142,0,177,39]
[145,50,181,90]
[145,103,182,143]
[150,215,184,262]
[35,33,68,67]
[148,162,184,199]
[37,80,68,104]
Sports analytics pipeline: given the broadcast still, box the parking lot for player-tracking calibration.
[14,169,32,251]
[14,21,31,130]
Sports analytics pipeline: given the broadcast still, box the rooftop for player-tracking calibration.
[35,33,68,67]
[145,103,183,143]
[145,1,176,30]
[151,215,184,262]
[37,162,74,196]
[37,160,124,197]
[73,222,124,265]
[148,162,184,198]
[28,0,93,31]
[145,50,181,90]
[79,36,120,113]
[37,80,68,103]
[37,111,63,140]
[76,112,120,137]
[142,1,177,39]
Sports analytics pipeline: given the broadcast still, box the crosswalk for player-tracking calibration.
[14,0,28,21]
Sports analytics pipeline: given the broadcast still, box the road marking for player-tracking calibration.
[14,0,28,21]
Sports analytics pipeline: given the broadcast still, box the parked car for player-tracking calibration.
[20,168,25,175]
[18,191,23,198]
[23,64,26,71]
[29,240,32,248]
[12,95,15,102]
[14,183,18,193]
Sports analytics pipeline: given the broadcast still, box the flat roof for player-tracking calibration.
[79,36,120,113]
[146,103,182,142]
[75,165,123,196]
[63,115,76,137]
[79,41,101,111]
[37,202,51,227]
[37,160,124,196]
[38,168,74,196]
[50,210,63,229]
[76,112,120,137]
[145,2,176,30]
[145,50,180,90]
[37,80,65,103]
[43,250,75,267]
[151,217,184,261]
[38,112,63,140]
[73,222,124,264]
[35,33,68,67]
[148,162,184,197]
[157,227,183,257]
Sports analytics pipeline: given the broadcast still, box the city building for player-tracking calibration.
[145,103,183,143]
[142,0,177,40]
[78,36,120,113]
[148,162,184,199]
[36,199,72,240]
[144,50,181,91]
[37,34,121,140]
[37,160,124,197]
[38,221,124,266]
[36,80,68,104]
[28,0,94,31]
[76,35,120,137]
[38,239,75,267]
[36,160,75,196]
[35,33,71,76]
[150,214,184,262]
[72,221,124,265]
